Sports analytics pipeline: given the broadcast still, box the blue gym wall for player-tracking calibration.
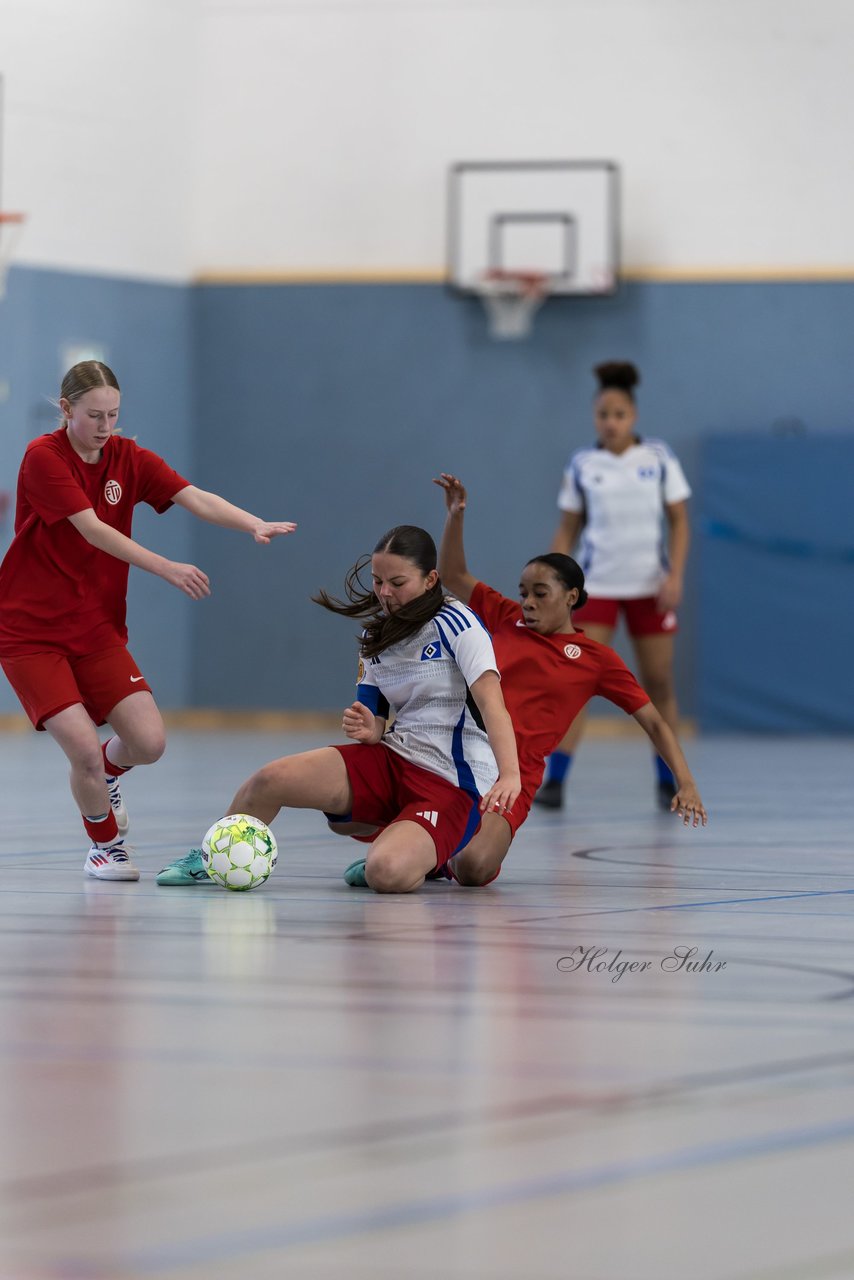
[188,278,854,725]
[3,268,854,728]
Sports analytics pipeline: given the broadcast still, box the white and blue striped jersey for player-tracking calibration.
[356,599,500,796]
[557,438,691,597]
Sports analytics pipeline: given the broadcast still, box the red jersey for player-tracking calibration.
[469,581,650,781]
[0,429,190,658]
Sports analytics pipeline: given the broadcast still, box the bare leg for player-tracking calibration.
[44,704,111,818]
[105,691,167,767]
[364,821,438,894]
[631,632,679,732]
[229,747,353,826]
[448,811,512,886]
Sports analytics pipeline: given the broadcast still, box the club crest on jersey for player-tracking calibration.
[104,479,122,505]
[637,466,657,480]
[420,642,442,661]
[564,643,582,660]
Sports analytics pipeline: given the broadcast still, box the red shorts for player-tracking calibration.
[0,646,151,731]
[574,595,679,637]
[332,742,482,869]
[500,778,537,838]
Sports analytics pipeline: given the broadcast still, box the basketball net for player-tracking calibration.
[477,269,552,340]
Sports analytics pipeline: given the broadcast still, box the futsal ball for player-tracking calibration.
[201,814,278,891]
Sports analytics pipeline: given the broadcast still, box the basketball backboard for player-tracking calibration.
[447,159,620,296]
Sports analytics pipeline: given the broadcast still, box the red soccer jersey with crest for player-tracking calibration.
[469,581,650,783]
[0,429,190,658]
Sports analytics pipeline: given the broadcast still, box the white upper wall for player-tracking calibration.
[1,0,198,281]
[3,0,853,279]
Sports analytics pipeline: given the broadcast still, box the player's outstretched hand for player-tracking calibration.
[480,772,522,817]
[671,783,707,828]
[433,473,467,515]
[342,701,381,744]
[252,521,298,544]
[162,561,211,599]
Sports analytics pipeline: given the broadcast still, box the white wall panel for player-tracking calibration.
[191,0,854,274]
[3,0,853,277]
[1,0,198,279]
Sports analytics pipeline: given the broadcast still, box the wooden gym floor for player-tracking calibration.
[1,728,853,1280]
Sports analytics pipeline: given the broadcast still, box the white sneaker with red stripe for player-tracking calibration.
[84,840,140,881]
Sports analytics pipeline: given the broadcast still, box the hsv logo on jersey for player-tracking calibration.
[564,643,582,660]
[104,479,123,505]
[637,466,658,480]
[420,642,443,661]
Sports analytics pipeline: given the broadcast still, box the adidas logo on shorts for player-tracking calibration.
[415,809,439,827]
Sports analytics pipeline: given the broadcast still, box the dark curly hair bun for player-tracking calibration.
[593,361,640,396]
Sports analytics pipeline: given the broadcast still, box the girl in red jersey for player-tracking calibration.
[0,361,296,881]
[338,474,706,889]
[431,473,705,886]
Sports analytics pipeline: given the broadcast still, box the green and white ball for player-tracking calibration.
[201,814,278,891]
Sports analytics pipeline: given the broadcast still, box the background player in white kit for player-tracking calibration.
[536,360,691,811]
[157,524,520,892]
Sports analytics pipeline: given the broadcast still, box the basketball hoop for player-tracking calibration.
[0,212,26,300]
[476,269,552,340]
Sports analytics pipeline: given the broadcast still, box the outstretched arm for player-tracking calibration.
[633,702,707,827]
[434,473,478,604]
[68,508,210,599]
[469,670,521,816]
[172,486,297,544]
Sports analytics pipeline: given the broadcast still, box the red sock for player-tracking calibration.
[83,811,120,845]
[102,738,131,777]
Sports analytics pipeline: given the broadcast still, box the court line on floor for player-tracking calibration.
[71,1114,854,1275]
[9,1042,854,1208]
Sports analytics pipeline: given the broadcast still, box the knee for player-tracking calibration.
[364,848,419,894]
[450,823,509,885]
[233,762,282,812]
[77,744,108,784]
[128,729,166,766]
[451,850,503,887]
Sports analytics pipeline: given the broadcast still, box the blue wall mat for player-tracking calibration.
[698,433,854,731]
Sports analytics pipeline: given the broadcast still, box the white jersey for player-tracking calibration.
[356,599,500,796]
[557,437,691,597]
